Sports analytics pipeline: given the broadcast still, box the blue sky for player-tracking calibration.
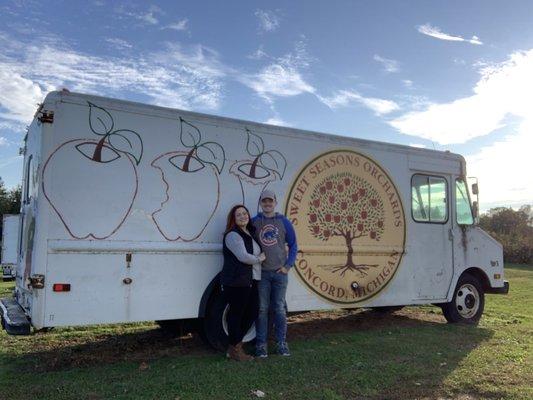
[0,0,532,211]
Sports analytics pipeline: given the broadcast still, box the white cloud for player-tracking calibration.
[409,143,426,148]
[418,24,483,45]
[0,69,43,122]
[265,117,289,126]
[239,40,314,102]
[247,46,268,60]
[164,19,189,31]
[105,38,133,50]
[318,90,399,116]
[467,122,533,209]
[116,5,163,26]
[402,79,413,88]
[373,54,399,73]
[0,137,8,146]
[255,10,280,33]
[389,49,533,144]
[0,33,227,123]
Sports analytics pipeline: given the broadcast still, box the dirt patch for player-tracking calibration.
[8,307,445,372]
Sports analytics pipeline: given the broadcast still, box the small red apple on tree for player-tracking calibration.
[308,172,385,276]
[151,117,225,241]
[42,102,144,239]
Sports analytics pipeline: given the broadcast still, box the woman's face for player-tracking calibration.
[234,207,249,228]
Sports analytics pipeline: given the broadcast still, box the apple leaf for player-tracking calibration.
[108,129,144,165]
[75,142,120,163]
[196,141,226,174]
[179,117,202,148]
[245,128,264,157]
[260,150,287,179]
[88,102,114,136]
[169,154,205,172]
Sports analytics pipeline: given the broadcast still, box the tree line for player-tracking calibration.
[0,178,22,239]
[479,205,533,265]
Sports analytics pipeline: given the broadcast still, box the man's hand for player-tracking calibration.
[276,266,289,274]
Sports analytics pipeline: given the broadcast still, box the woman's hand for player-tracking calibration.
[258,252,266,262]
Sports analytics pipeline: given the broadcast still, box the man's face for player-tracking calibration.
[260,197,276,214]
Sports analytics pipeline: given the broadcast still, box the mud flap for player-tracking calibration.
[0,298,31,335]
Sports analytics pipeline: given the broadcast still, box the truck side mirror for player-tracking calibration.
[471,183,479,195]
[472,201,479,221]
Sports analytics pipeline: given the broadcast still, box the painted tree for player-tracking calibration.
[308,172,385,276]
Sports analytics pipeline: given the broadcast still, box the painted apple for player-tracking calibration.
[151,117,225,241]
[309,213,317,223]
[230,128,287,212]
[334,215,341,223]
[325,213,332,222]
[42,102,143,240]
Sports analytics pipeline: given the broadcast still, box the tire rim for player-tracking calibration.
[222,305,256,342]
[455,283,480,319]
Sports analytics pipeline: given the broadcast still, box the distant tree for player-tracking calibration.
[0,177,21,239]
[480,205,533,264]
[480,206,532,236]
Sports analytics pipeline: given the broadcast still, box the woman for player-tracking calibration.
[221,204,265,361]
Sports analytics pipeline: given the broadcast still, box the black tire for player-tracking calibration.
[200,289,257,351]
[200,289,230,351]
[442,273,484,324]
[370,306,404,314]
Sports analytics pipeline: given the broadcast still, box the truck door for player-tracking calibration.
[410,174,454,300]
[451,177,475,274]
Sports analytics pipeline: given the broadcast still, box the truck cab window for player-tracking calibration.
[411,174,448,223]
[456,178,474,225]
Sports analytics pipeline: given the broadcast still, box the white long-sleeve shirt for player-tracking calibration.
[224,231,262,280]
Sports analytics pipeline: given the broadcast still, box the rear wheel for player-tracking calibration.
[200,289,256,351]
[442,274,484,324]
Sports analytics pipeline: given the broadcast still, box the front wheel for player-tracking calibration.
[442,274,484,324]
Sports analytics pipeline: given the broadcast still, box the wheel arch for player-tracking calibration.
[462,267,491,293]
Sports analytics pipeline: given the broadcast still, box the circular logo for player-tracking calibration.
[285,150,405,304]
[259,224,280,247]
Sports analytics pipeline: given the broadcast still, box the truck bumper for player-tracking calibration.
[486,280,509,295]
[0,298,31,335]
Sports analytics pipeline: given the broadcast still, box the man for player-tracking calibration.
[252,189,298,357]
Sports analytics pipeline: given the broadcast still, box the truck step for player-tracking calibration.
[0,298,31,335]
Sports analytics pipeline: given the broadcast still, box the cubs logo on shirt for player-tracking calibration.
[259,224,279,247]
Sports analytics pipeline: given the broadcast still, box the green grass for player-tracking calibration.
[1,265,531,400]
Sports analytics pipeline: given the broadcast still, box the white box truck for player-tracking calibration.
[0,91,508,344]
[1,214,20,280]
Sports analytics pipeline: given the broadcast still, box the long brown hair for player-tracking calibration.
[225,204,255,234]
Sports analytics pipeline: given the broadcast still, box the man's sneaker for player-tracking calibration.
[255,345,268,358]
[277,342,291,356]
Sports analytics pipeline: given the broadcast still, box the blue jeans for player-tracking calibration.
[256,270,288,346]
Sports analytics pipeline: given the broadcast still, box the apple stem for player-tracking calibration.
[92,134,109,162]
[182,147,196,172]
[250,155,261,178]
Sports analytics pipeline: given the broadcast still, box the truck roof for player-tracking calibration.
[41,90,465,164]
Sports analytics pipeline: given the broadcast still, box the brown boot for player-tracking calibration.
[226,345,240,361]
[235,342,254,361]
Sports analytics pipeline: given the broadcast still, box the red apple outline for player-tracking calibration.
[151,150,221,242]
[42,138,139,240]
